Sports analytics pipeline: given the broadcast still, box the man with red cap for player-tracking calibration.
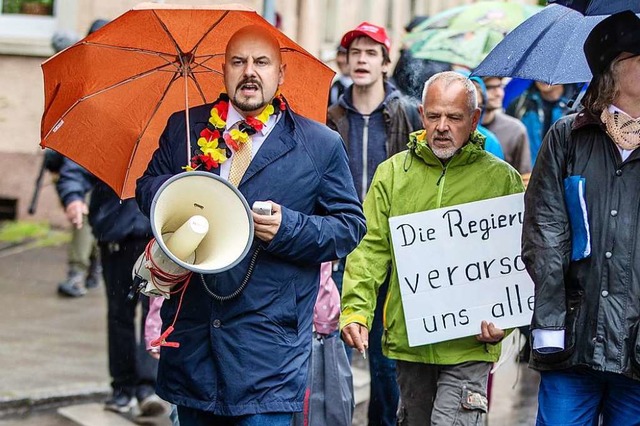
[327,22,421,426]
[523,10,640,425]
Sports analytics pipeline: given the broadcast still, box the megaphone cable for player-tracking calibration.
[199,246,263,302]
[148,244,262,351]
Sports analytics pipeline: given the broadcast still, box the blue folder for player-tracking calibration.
[564,175,591,261]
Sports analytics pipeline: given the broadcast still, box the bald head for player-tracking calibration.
[223,26,285,117]
[225,26,282,66]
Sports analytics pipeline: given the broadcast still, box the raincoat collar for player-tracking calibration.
[573,108,604,130]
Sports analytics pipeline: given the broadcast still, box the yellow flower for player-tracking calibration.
[416,130,427,141]
[198,137,220,155]
[209,107,226,128]
[230,128,250,144]
[256,104,275,124]
[182,164,196,172]
[210,148,228,163]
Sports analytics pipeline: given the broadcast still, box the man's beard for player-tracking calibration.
[430,145,458,160]
[232,79,267,113]
[232,93,267,113]
[430,133,458,160]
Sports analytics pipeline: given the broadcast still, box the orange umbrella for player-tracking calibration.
[40,3,334,199]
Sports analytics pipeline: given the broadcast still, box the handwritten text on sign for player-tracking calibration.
[389,193,533,347]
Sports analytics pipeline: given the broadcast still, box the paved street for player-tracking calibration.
[0,241,539,425]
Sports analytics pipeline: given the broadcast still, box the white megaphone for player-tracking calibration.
[132,171,254,298]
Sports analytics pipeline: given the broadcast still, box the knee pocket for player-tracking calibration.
[460,387,488,413]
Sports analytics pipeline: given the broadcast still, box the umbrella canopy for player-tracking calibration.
[404,1,540,69]
[41,3,334,199]
[408,1,540,38]
[409,27,504,69]
[549,0,638,15]
[472,4,640,84]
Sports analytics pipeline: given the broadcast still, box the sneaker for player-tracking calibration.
[104,388,137,414]
[57,271,87,298]
[136,385,168,417]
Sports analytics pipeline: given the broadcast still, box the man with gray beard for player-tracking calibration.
[340,71,523,425]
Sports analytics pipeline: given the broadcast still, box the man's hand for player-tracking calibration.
[65,200,88,229]
[476,320,505,343]
[252,201,281,242]
[341,322,369,357]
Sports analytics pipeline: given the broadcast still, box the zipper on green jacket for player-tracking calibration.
[436,164,448,208]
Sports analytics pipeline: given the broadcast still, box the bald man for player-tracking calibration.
[137,26,365,425]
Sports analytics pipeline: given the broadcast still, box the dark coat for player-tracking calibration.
[522,110,640,380]
[136,105,366,415]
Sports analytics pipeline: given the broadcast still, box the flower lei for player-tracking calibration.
[183,92,287,171]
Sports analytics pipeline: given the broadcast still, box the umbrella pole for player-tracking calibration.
[184,65,191,166]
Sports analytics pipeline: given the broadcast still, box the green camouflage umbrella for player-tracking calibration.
[405,1,541,68]
[409,27,504,69]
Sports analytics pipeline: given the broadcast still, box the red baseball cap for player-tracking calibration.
[340,22,391,52]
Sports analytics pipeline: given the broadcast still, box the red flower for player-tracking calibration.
[216,100,229,120]
[245,116,264,132]
[200,127,220,140]
[278,98,286,111]
[224,133,239,151]
[198,153,219,170]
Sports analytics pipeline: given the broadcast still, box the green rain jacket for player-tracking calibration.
[340,130,525,364]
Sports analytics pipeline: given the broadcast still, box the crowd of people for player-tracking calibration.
[46,8,640,426]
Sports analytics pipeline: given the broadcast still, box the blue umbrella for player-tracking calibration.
[472,4,640,84]
[549,0,639,15]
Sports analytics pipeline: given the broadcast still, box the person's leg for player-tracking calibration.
[176,406,233,426]
[177,407,292,426]
[429,361,491,426]
[85,239,102,289]
[58,217,94,297]
[536,368,602,426]
[110,239,163,416]
[68,214,93,273]
[600,371,640,426]
[395,360,439,426]
[236,413,294,426]
[101,242,139,411]
[367,280,399,426]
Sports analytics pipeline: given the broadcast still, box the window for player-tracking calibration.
[0,0,65,56]
[2,0,54,16]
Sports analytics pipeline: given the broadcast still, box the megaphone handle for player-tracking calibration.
[200,246,263,301]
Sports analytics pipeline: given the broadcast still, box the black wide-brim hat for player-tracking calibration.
[584,10,640,77]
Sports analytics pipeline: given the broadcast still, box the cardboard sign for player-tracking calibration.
[389,193,534,347]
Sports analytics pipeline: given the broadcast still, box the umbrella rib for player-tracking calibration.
[150,10,183,55]
[122,73,182,196]
[42,63,178,142]
[188,73,208,105]
[76,42,184,74]
[191,11,231,54]
[80,41,177,58]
